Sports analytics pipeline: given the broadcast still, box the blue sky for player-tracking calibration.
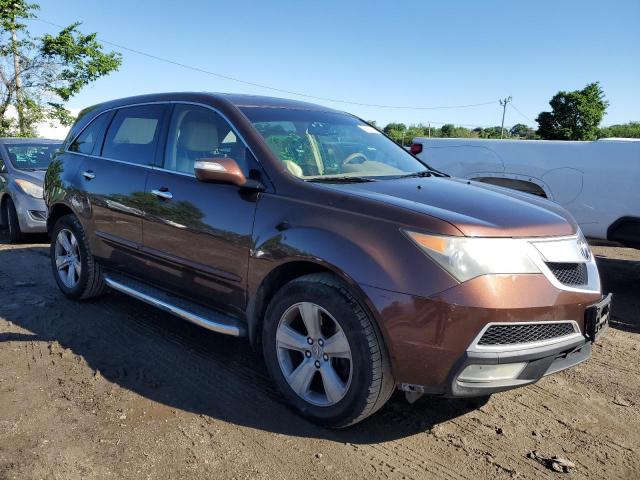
[30,0,640,129]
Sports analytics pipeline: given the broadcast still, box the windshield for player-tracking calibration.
[241,108,427,179]
[6,143,61,171]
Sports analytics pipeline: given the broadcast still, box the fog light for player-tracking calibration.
[458,363,527,383]
[28,210,47,221]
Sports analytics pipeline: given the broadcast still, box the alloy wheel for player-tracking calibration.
[54,228,81,288]
[276,302,353,406]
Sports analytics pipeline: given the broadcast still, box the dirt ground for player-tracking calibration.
[0,233,638,480]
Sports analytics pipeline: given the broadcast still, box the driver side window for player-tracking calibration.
[164,105,249,175]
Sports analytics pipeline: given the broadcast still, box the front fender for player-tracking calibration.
[252,226,398,290]
[246,194,461,346]
[250,194,459,298]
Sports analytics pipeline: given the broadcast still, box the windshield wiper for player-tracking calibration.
[397,169,449,179]
[308,176,376,183]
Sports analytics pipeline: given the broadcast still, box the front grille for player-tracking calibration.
[546,262,588,286]
[478,322,576,346]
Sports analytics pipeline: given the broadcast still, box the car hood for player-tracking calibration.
[322,176,577,237]
[12,169,45,185]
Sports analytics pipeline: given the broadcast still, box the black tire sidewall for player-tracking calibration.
[50,215,91,299]
[7,198,22,243]
[263,278,379,427]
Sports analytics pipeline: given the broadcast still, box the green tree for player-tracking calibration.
[536,82,608,140]
[0,0,122,136]
[598,121,640,139]
[440,124,454,137]
[473,126,504,139]
[509,123,537,139]
[382,122,408,144]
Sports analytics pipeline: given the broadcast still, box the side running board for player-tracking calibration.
[104,274,246,337]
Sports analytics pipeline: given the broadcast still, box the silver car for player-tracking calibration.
[0,138,61,242]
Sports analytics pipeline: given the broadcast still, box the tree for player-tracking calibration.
[598,121,640,139]
[509,123,535,139]
[0,0,122,136]
[382,122,406,134]
[536,82,608,141]
[440,124,454,137]
[383,122,408,144]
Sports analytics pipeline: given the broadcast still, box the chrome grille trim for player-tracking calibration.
[478,322,577,346]
[468,320,582,353]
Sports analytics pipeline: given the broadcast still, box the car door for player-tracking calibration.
[75,104,169,272]
[141,104,260,316]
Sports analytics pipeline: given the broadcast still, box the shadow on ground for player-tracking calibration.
[0,242,487,443]
[1,240,637,442]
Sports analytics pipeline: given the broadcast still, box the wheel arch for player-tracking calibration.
[246,259,382,352]
[47,203,75,235]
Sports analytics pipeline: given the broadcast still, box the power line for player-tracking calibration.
[32,17,499,111]
[509,103,535,124]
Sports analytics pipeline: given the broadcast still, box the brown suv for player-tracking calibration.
[44,93,611,428]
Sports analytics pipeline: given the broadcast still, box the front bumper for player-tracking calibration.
[11,189,47,233]
[361,273,604,396]
[447,333,592,397]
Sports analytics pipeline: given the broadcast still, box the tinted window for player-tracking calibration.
[69,113,111,155]
[5,143,61,170]
[164,105,248,174]
[102,105,166,165]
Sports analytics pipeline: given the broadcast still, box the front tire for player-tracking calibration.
[50,214,106,300]
[6,198,23,243]
[262,273,394,428]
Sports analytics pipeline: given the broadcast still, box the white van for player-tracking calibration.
[410,137,640,247]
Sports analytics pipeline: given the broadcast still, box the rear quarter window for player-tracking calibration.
[68,112,112,155]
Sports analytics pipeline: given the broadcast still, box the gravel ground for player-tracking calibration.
[0,233,638,479]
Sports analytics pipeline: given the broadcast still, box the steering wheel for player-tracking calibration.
[342,152,369,166]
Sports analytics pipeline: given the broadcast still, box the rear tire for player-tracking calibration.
[6,198,23,243]
[50,214,106,300]
[262,273,394,428]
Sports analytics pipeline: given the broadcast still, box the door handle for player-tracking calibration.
[151,188,173,200]
[82,170,95,180]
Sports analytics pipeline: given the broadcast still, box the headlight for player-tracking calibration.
[404,230,540,282]
[15,179,44,199]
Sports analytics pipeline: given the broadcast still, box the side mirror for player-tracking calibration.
[194,158,263,190]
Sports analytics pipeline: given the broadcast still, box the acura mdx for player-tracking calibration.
[44,93,610,428]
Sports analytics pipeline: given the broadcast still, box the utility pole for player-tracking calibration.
[499,96,512,139]
[428,122,431,138]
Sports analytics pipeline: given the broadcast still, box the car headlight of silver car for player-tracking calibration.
[403,230,540,282]
[15,179,44,199]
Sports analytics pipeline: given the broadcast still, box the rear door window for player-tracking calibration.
[102,105,167,165]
